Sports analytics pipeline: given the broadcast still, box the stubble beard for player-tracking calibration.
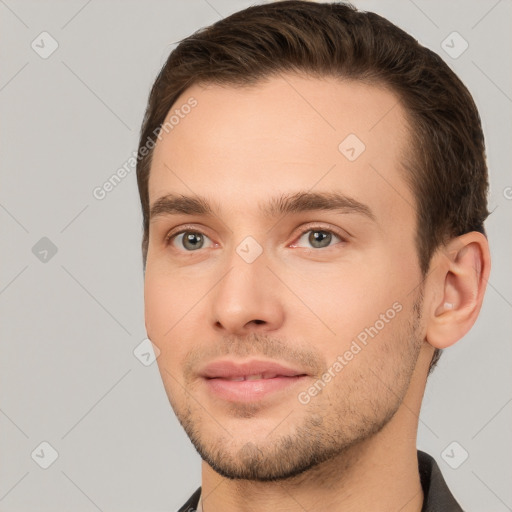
[169,294,424,482]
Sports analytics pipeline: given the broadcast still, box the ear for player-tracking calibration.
[425,231,491,349]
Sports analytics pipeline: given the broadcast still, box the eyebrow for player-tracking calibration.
[149,191,377,223]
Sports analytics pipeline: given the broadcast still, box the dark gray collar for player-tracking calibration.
[418,450,464,511]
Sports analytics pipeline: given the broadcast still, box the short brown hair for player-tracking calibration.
[135,0,490,373]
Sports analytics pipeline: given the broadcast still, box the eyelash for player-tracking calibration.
[164,224,347,251]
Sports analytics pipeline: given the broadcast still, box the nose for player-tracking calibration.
[209,247,285,336]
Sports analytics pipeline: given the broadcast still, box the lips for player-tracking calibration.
[199,359,308,402]
[222,374,282,381]
[200,359,307,380]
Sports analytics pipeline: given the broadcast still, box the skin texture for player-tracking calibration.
[144,74,490,512]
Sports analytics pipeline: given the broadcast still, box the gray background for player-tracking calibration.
[1,0,511,511]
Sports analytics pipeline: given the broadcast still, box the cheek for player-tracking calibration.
[312,250,417,359]
[144,268,188,347]
[144,266,211,363]
[144,270,167,340]
[144,262,191,322]
[321,299,416,400]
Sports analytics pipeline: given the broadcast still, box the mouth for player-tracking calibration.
[199,359,309,402]
[219,373,293,381]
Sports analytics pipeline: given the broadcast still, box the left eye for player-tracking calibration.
[294,229,343,249]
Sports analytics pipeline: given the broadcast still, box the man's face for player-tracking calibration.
[144,74,427,480]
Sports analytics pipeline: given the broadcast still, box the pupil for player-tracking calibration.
[310,231,331,248]
[184,232,203,250]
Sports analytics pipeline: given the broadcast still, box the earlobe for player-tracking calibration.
[426,232,491,350]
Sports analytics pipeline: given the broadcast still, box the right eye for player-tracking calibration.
[166,230,215,252]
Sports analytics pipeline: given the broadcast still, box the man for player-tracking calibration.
[135,1,491,510]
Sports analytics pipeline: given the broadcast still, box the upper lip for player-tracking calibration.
[199,359,308,379]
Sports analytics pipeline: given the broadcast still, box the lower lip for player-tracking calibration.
[204,376,307,402]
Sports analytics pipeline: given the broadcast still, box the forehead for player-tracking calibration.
[148,73,415,225]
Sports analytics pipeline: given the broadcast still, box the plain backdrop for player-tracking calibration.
[1,1,511,511]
